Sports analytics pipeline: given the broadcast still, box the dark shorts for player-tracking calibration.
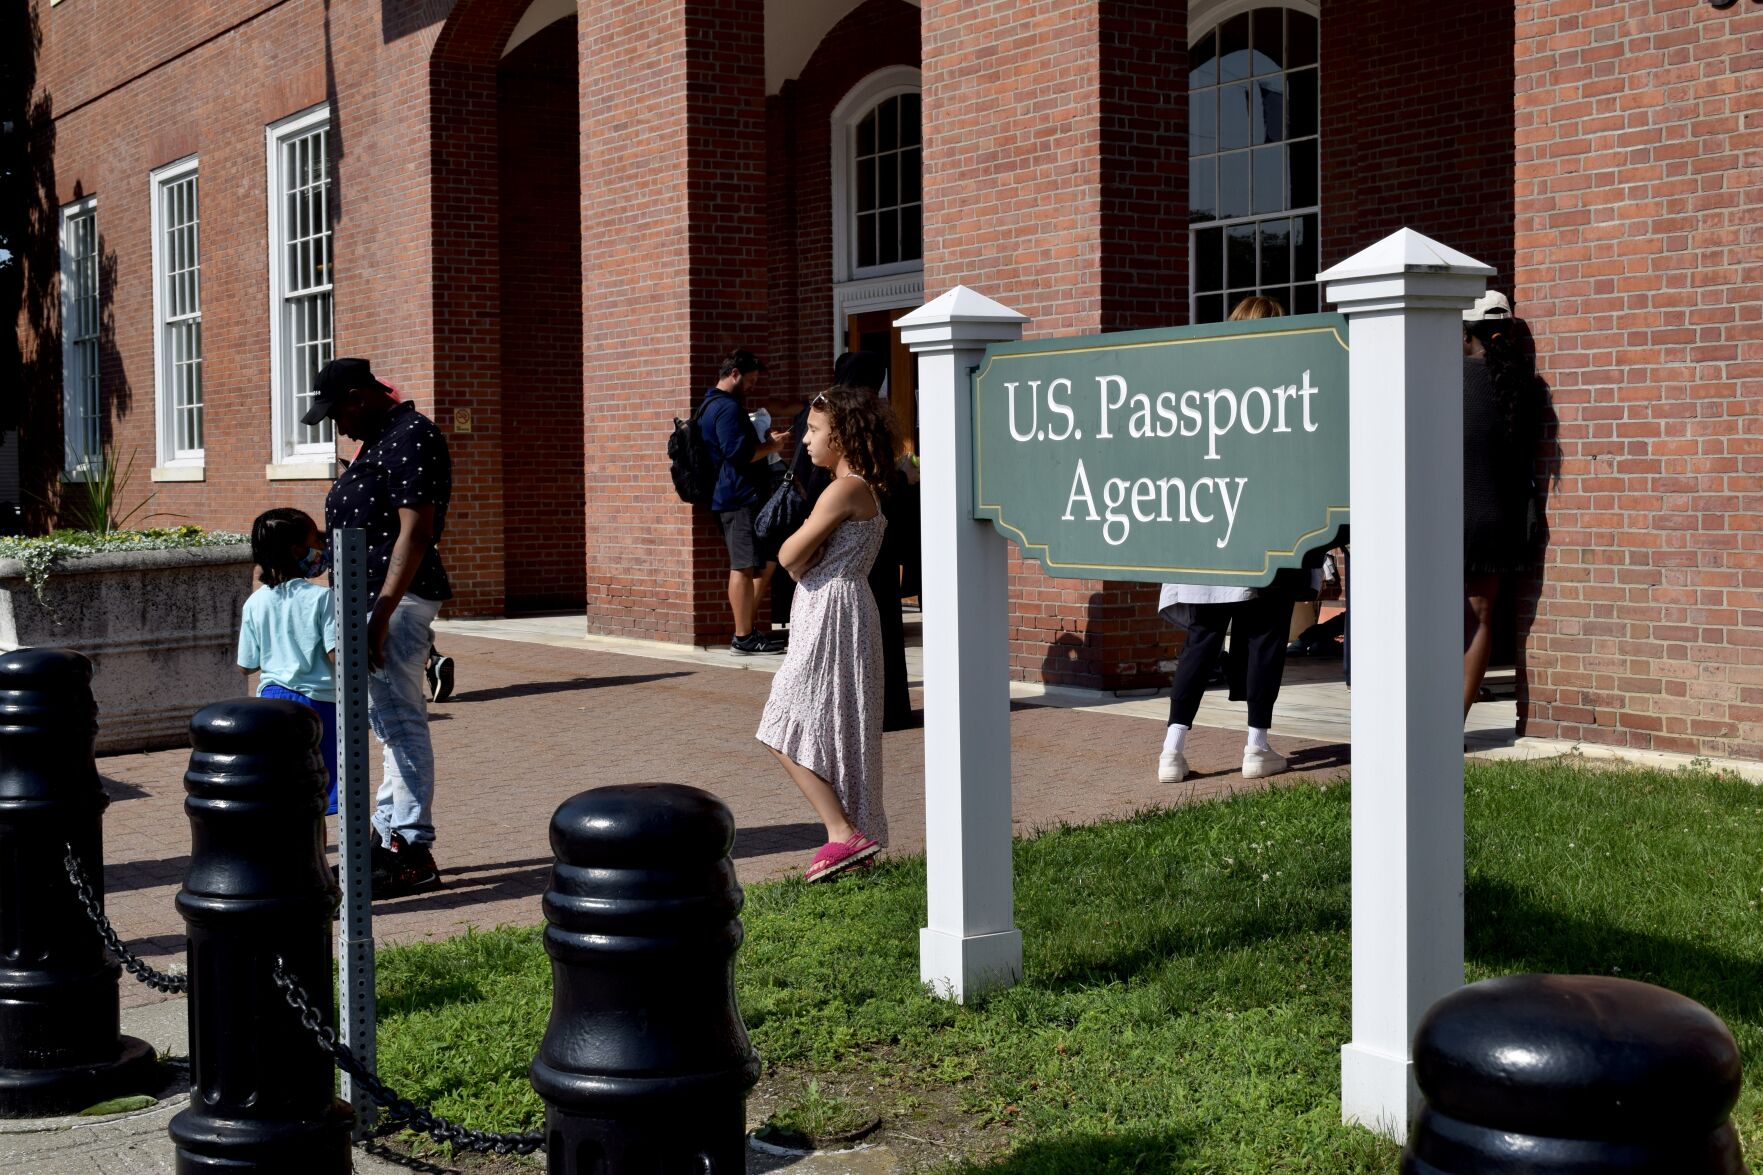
[718,504,764,571]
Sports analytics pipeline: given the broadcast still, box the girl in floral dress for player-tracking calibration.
[756,385,900,882]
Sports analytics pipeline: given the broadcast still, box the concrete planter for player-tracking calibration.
[0,546,255,754]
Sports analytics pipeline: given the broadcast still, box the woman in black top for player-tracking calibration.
[1462,292,1541,718]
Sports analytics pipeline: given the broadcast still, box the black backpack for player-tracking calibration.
[667,405,718,507]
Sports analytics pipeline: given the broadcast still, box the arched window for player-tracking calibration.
[832,67,924,285]
[1189,5,1319,323]
[853,92,922,272]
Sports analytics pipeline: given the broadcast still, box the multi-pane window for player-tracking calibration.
[153,161,203,462]
[269,108,334,459]
[853,92,922,273]
[1189,8,1320,323]
[61,199,100,474]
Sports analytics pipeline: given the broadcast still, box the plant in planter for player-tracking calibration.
[60,447,171,536]
[1,452,255,752]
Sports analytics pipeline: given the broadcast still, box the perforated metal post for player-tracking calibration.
[332,527,376,1134]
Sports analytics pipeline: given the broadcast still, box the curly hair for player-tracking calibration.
[811,384,900,491]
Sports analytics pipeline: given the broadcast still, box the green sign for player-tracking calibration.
[971,314,1349,585]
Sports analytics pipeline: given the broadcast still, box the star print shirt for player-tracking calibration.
[325,400,453,603]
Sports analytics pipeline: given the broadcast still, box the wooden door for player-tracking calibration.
[846,308,919,449]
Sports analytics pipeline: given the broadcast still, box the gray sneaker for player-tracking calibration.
[730,632,787,655]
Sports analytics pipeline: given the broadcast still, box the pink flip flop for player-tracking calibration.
[804,833,880,883]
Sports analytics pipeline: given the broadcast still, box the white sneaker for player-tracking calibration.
[1242,746,1288,779]
[1158,750,1189,783]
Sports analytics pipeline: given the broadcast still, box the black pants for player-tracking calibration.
[1168,594,1295,730]
[872,561,912,730]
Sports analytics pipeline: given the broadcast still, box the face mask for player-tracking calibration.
[296,547,329,578]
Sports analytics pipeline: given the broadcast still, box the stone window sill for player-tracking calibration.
[150,465,205,483]
[265,461,337,481]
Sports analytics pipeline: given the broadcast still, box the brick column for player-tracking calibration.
[923,0,1188,689]
[1514,0,1763,759]
[581,0,768,644]
[422,5,543,618]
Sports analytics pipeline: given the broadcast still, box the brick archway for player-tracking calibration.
[426,0,586,616]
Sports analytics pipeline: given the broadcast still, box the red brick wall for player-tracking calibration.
[498,20,586,613]
[16,0,345,536]
[581,0,769,644]
[1514,0,1763,758]
[922,0,1188,689]
[1321,2,1516,283]
[14,0,489,598]
[428,0,552,617]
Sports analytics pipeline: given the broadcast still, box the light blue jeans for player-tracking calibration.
[369,594,442,847]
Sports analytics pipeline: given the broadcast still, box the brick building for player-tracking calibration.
[12,0,1763,759]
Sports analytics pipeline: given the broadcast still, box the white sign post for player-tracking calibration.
[899,286,1028,1003]
[1318,229,1491,1138]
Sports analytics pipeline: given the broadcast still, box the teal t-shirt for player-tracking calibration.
[237,580,338,703]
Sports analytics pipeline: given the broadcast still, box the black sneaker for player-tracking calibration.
[373,833,442,898]
[730,632,787,656]
[430,654,455,702]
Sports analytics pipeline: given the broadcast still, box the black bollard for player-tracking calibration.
[1403,973,1746,1173]
[0,648,157,1115]
[531,783,760,1174]
[167,698,352,1172]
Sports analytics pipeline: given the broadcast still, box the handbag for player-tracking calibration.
[754,470,810,544]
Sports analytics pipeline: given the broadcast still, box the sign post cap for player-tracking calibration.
[898,285,1030,329]
[1316,228,1494,284]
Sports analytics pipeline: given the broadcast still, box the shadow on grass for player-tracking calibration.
[1467,875,1763,1027]
[962,1127,1197,1173]
[375,974,490,1020]
[1028,895,1348,993]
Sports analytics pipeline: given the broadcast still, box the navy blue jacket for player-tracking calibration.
[698,388,764,512]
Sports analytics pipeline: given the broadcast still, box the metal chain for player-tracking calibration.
[62,844,188,995]
[270,957,546,1156]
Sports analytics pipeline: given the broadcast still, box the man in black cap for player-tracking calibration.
[700,350,791,654]
[305,357,452,896]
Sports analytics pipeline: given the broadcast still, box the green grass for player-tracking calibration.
[373,758,1763,1171]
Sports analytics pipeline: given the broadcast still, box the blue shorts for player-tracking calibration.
[259,683,338,816]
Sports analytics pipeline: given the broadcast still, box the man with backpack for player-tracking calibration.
[699,350,790,654]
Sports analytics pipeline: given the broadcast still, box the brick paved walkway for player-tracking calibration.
[94,633,1347,1009]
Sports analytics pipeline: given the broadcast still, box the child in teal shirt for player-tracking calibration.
[238,507,338,814]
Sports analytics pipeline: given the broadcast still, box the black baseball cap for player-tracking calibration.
[302,357,394,426]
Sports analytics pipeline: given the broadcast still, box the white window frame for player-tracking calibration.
[830,66,924,287]
[266,104,336,470]
[59,195,101,479]
[1187,0,1322,324]
[150,156,204,475]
